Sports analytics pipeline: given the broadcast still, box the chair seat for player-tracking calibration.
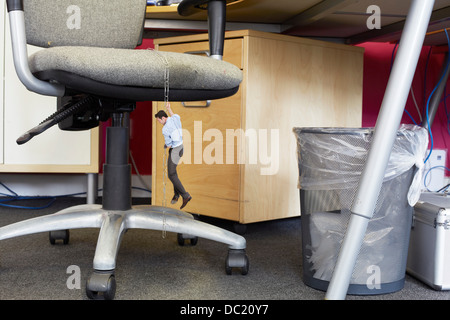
[29,46,242,101]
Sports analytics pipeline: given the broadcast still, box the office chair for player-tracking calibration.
[1,0,248,300]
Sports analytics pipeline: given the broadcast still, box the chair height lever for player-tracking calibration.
[16,95,97,145]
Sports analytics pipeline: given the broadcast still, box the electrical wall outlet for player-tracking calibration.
[423,149,447,192]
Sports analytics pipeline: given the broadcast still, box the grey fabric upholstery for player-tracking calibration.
[24,0,146,49]
[22,0,242,101]
[29,47,243,91]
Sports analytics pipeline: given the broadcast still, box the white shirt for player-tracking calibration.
[162,114,183,148]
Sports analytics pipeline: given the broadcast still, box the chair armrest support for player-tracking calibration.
[178,0,226,60]
[7,9,65,96]
[6,0,23,12]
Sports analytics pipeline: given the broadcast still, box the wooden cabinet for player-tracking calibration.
[0,8,98,174]
[152,30,363,224]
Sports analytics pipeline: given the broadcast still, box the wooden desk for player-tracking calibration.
[146,5,178,15]
[145,0,450,45]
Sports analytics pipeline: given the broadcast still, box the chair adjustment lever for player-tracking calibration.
[16,119,56,145]
[16,95,97,145]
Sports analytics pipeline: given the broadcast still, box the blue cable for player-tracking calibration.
[422,46,433,121]
[390,42,398,72]
[390,42,421,125]
[0,182,151,210]
[404,109,419,125]
[390,41,423,125]
[423,165,450,192]
[0,181,83,209]
[424,28,450,164]
[0,196,57,210]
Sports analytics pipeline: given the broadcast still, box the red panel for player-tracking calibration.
[99,39,155,175]
[358,42,449,176]
[130,38,155,175]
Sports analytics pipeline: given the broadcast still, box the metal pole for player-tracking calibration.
[423,52,450,131]
[87,173,98,205]
[325,0,435,300]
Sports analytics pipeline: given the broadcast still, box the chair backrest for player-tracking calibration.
[23,0,147,49]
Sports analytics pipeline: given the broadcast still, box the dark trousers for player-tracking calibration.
[168,145,189,199]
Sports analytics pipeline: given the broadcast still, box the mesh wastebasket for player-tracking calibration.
[294,125,428,295]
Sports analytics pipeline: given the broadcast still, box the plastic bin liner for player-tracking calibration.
[293,124,429,292]
[294,124,428,206]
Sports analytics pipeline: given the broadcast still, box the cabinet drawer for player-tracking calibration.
[152,157,240,220]
[157,38,243,69]
[174,88,241,133]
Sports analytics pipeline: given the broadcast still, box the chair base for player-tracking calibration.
[0,110,248,299]
[0,203,248,299]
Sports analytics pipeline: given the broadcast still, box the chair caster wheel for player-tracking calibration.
[177,233,198,246]
[86,271,116,300]
[225,249,249,275]
[49,230,70,245]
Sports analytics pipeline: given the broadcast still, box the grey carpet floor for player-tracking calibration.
[0,197,448,301]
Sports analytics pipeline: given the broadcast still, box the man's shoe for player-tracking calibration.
[180,196,192,210]
[171,194,179,204]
